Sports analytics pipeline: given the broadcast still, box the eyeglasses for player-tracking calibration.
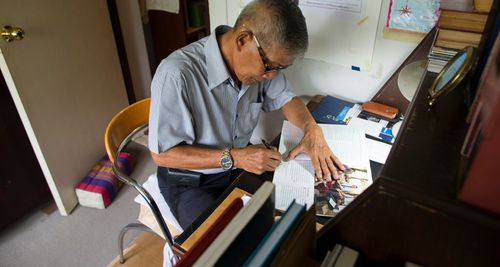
[252,35,288,73]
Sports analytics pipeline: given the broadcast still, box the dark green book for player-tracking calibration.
[243,200,306,267]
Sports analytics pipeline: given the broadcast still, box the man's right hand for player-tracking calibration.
[232,144,282,175]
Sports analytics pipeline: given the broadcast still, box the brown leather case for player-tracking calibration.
[362,101,399,120]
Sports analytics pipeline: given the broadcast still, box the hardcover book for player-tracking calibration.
[438,9,488,33]
[243,200,306,267]
[311,95,358,125]
[176,187,250,253]
[269,205,316,267]
[174,198,244,267]
[193,181,276,267]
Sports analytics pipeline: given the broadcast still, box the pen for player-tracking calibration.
[261,139,271,149]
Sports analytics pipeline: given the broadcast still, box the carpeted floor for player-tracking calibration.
[0,143,157,267]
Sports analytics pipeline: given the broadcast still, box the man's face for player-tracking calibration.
[234,33,296,85]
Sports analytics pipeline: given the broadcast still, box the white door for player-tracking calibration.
[0,0,129,215]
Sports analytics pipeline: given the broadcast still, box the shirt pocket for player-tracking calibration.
[237,102,263,140]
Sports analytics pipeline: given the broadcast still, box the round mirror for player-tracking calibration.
[428,46,477,107]
[398,60,427,101]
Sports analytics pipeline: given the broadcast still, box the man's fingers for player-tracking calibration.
[310,156,322,179]
[270,156,281,166]
[267,149,282,161]
[331,154,345,171]
[287,144,304,160]
[326,158,339,180]
[319,158,332,181]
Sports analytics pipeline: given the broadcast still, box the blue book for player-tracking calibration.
[243,200,306,267]
[311,95,357,125]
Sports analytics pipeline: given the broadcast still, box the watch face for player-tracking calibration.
[220,155,233,170]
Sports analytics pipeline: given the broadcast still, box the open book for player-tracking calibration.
[273,121,373,217]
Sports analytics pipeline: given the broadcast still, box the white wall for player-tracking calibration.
[209,0,423,142]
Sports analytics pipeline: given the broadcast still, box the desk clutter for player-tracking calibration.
[310,95,402,144]
[75,153,133,209]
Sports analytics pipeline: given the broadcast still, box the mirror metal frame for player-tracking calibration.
[428,46,477,107]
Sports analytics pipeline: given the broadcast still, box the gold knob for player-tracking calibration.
[1,25,25,42]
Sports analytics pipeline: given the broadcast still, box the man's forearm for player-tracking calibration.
[281,96,318,131]
[151,145,222,170]
[151,144,282,174]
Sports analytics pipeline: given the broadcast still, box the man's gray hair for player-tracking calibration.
[234,0,308,56]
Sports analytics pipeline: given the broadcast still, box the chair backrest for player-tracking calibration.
[105,98,150,163]
[103,98,176,249]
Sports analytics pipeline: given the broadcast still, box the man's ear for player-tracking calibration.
[236,31,253,52]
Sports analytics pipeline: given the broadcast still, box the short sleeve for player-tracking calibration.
[261,72,296,112]
[148,68,195,154]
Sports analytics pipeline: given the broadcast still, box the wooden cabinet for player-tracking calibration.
[148,0,210,70]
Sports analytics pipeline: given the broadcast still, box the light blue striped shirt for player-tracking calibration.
[149,26,296,157]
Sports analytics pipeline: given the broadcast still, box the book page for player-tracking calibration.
[274,121,373,217]
[273,160,315,211]
[278,120,309,160]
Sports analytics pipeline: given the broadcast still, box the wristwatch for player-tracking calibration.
[220,148,233,170]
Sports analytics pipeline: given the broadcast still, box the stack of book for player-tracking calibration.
[173,181,318,267]
[428,0,493,73]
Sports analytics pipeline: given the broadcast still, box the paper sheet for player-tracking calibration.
[273,121,373,212]
[299,0,382,69]
[366,138,392,164]
[273,160,315,210]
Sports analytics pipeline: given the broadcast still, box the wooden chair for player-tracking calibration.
[104,98,180,264]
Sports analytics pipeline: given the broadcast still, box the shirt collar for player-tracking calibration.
[206,25,233,90]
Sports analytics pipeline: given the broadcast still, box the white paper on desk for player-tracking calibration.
[322,124,372,170]
[273,160,315,211]
[366,138,392,164]
[274,121,372,212]
[278,121,372,172]
[348,116,388,139]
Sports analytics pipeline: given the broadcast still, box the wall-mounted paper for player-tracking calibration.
[299,0,382,70]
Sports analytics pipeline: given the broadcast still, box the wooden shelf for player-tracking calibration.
[148,0,210,71]
[186,25,206,35]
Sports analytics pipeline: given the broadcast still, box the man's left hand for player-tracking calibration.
[287,123,344,181]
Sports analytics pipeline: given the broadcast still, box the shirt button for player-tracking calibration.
[236,114,239,118]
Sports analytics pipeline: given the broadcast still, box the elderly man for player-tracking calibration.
[149,0,344,228]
